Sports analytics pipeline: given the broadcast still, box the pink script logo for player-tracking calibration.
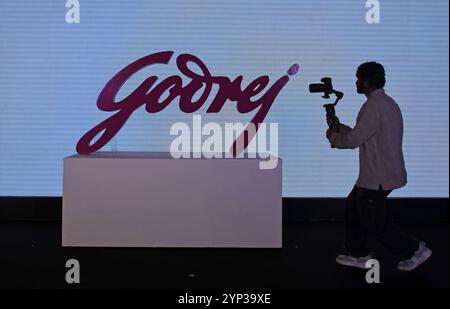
[76,51,292,156]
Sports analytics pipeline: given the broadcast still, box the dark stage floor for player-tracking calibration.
[0,221,447,289]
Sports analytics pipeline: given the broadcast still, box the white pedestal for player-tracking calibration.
[62,152,282,248]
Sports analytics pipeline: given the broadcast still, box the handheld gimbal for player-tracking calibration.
[309,77,344,148]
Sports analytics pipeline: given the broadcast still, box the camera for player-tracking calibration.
[309,77,334,99]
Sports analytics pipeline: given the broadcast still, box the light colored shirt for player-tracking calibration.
[329,88,407,191]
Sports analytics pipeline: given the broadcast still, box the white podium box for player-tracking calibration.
[62,152,282,248]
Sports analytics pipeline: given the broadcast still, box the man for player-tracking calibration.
[326,62,431,272]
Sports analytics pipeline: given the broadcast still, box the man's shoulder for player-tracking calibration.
[367,90,399,109]
[360,97,377,112]
[370,91,404,122]
[380,91,397,104]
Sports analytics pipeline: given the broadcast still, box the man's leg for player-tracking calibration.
[344,186,371,257]
[336,186,373,269]
[355,186,419,259]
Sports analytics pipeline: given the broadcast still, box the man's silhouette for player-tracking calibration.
[327,62,432,272]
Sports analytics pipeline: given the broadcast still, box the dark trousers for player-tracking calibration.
[345,185,419,259]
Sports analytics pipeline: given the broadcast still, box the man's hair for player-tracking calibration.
[356,61,386,89]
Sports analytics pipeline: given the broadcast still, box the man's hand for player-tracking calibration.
[326,115,340,128]
[326,128,335,140]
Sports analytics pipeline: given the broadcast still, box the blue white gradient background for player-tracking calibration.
[0,0,448,197]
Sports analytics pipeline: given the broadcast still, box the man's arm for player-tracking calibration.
[338,123,352,134]
[328,104,378,149]
[326,115,352,133]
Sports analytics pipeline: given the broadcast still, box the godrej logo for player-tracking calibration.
[76,51,295,157]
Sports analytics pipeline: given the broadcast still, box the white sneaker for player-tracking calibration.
[397,242,432,272]
[336,254,373,270]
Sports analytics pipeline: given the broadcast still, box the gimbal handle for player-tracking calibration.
[324,103,340,149]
